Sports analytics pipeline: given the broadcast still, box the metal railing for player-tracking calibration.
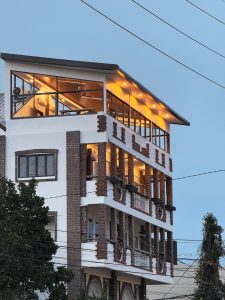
[133,193,149,214]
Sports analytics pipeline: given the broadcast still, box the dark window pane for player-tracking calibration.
[37,156,45,177]
[47,155,54,176]
[19,157,27,178]
[28,156,36,177]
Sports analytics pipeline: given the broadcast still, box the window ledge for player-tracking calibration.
[17,176,56,182]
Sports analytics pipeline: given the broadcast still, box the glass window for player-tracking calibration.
[28,156,36,177]
[37,156,45,177]
[19,156,27,178]
[11,71,103,118]
[17,153,56,179]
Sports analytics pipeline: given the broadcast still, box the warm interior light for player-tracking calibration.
[165,114,169,118]
[122,82,127,86]
[138,94,142,97]
[152,104,156,108]
[117,70,125,78]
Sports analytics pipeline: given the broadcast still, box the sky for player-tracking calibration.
[0,0,225,259]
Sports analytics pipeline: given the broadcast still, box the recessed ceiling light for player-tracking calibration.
[165,114,169,118]
[138,94,142,97]
[122,82,127,86]
[152,104,156,108]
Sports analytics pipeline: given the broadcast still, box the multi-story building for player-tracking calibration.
[0,53,189,300]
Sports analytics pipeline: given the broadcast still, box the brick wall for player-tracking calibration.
[96,143,107,196]
[96,204,107,259]
[80,144,87,197]
[66,131,83,299]
[0,135,5,178]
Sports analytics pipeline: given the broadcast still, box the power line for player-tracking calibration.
[161,256,199,299]
[184,0,225,26]
[44,167,225,200]
[130,0,225,59]
[80,0,225,90]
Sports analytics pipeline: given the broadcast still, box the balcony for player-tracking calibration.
[133,193,149,214]
[81,241,172,284]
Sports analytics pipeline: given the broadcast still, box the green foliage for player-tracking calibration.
[194,213,225,300]
[76,289,110,300]
[0,178,73,300]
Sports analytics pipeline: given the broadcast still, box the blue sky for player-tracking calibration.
[0,0,225,258]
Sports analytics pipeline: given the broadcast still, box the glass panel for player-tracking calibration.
[88,219,93,240]
[37,155,45,177]
[140,115,145,137]
[46,155,54,176]
[124,103,129,126]
[146,120,151,141]
[130,108,135,131]
[19,156,27,178]
[58,77,103,113]
[28,156,36,177]
[160,130,165,150]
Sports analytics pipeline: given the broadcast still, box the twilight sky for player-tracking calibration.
[0,0,225,259]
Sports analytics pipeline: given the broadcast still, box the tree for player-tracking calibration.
[194,213,225,300]
[0,178,73,300]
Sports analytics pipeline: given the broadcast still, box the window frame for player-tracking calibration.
[15,149,58,182]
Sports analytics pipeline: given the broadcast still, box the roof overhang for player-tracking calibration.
[0,52,190,126]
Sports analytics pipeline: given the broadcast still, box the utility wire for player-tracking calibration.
[161,256,199,299]
[80,0,225,90]
[44,167,225,200]
[130,0,225,59]
[184,0,225,26]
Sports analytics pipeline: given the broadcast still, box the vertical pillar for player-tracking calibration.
[0,135,6,178]
[139,278,146,300]
[110,143,117,177]
[66,131,82,299]
[96,143,107,196]
[111,208,118,261]
[97,204,107,259]
[109,271,117,300]
[166,177,173,225]
[145,223,152,272]
[160,228,166,275]
[153,169,159,199]
[167,231,174,277]
[128,215,135,266]
[118,211,126,264]
[80,144,87,197]
[160,172,166,222]
[145,164,152,215]
[80,206,88,243]
[154,226,159,274]
[128,154,134,208]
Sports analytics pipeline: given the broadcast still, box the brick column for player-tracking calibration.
[96,143,107,196]
[118,211,126,264]
[160,172,166,222]
[110,143,117,177]
[145,222,152,272]
[128,154,134,208]
[80,144,87,197]
[118,148,125,183]
[167,231,174,277]
[154,226,159,274]
[139,278,146,300]
[96,204,108,259]
[66,131,83,299]
[166,177,173,225]
[160,228,166,275]
[111,208,118,262]
[128,215,135,266]
[145,164,152,215]
[81,206,88,243]
[0,135,6,178]
[153,169,159,199]
[109,271,117,300]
